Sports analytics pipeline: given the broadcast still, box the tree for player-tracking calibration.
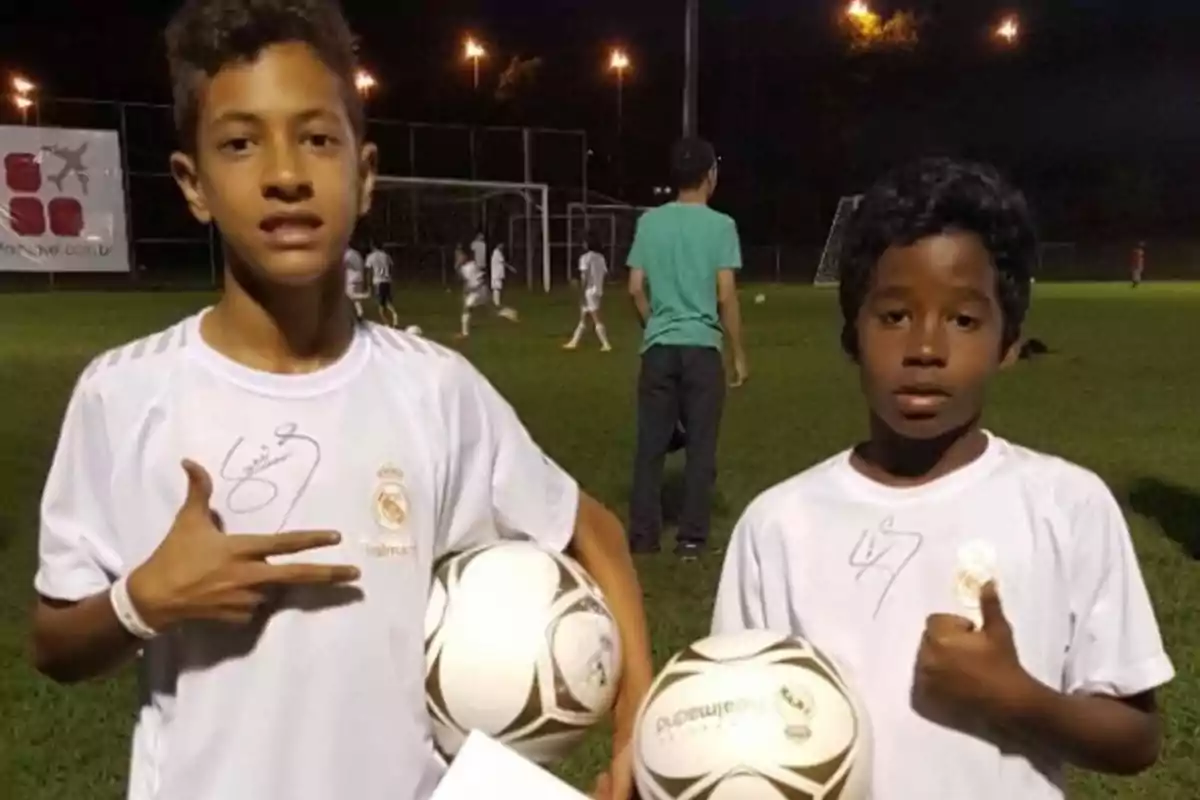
[495,55,544,104]
[840,8,920,54]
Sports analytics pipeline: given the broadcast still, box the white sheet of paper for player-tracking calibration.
[430,731,590,800]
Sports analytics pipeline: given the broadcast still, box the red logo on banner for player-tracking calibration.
[4,143,90,238]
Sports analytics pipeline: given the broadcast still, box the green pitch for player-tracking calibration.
[0,282,1197,798]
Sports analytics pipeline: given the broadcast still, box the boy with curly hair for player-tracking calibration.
[712,158,1173,799]
[29,2,652,799]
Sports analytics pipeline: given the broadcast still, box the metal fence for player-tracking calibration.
[5,97,1200,289]
[0,98,589,291]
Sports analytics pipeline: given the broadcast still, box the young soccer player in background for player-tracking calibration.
[712,158,1173,799]
[366,240,398,326]
[490,242,520,322]
[456,242,488,339]
[29,3,652,800]
[564,233,612,351]
[1132,240,1146,288]
[344,242,369,319]
[471,229,487,277]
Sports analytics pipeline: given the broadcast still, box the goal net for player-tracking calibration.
[813,195,862,286]
[367,176,552,292]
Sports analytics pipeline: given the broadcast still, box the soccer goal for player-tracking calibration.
[368,176,552,292]
[813,195,863,286]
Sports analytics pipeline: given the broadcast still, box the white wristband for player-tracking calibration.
[110,575,158,640]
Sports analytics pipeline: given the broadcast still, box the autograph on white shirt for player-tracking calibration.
[220,422,322,532]
[848,516,925,618]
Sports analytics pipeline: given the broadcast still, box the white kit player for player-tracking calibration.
[456,243,489,339]
[471,231,488,280]
[564,235,612,351]
[30,4,656,800]
[343,245,369,321]
[366,242,398,327]
[490,243,519,322]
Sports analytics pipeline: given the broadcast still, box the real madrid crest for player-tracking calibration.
[374,464,409,530]
[367,464,414,557]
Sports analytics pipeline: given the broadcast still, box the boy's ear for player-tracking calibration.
[170,152,212,225]
[357,142,378,218]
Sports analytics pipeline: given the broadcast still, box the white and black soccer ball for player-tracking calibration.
[633,630,872,800]
[424,540,622,766]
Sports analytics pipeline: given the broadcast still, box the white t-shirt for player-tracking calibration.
[36,313,580,800]
[344,249,366,297]
[712,433,1173,800]
[579,251,607,295]
[460,259,484,293]
[471,239,487,273]
[366,249,392,285]
[490,248,507,288]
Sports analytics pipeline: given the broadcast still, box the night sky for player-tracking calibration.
[2,0,1198,242]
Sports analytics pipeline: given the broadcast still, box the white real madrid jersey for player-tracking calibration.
[367,248,392,285]
[712,433,1174,800]
[579,251,607,296]
[35,312,580,800]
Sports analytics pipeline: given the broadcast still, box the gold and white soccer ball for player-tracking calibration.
[633,630,873,800]
[754,293,767,305]
[424,540,622,766]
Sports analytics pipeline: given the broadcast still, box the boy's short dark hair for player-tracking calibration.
[838,157,1037,358]
[671,137,717,190]
[165,0,365,154]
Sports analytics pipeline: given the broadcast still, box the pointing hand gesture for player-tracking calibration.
[127,460,360,630]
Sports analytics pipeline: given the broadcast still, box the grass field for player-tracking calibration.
[1,282,1197,799]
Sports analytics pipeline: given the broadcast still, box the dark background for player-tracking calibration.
[2,0,1198,247]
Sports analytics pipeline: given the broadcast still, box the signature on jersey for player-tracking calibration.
[220,422,322,530]
[847,516,925,619]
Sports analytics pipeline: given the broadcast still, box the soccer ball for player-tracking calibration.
[755,294,766,305]
[425,540,622,766]
[633,630,872,800]
[498,307,520,322]
[405,324,424,336]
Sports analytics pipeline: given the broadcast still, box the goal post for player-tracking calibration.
[369,176,553,292]
[813,195,862,286]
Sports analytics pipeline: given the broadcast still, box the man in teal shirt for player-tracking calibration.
[627,137,748,559]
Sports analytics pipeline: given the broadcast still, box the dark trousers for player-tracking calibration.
[628,345,726,548]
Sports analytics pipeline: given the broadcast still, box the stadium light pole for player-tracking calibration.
[683,0,699,137]
[11,75,36,125]
[995,15,1020,45]
[354,69,377,98]
[847,0,872,21]
[610,49,630,137]
[14,95,33,125]
[610,49,631,200]
[464,38,487,90]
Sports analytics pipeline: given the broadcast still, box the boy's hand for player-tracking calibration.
[730,350,749,388]
[591,740,634,800]
[592,667,650,800]
[914,582,1033,721]
[127,460,360,631]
